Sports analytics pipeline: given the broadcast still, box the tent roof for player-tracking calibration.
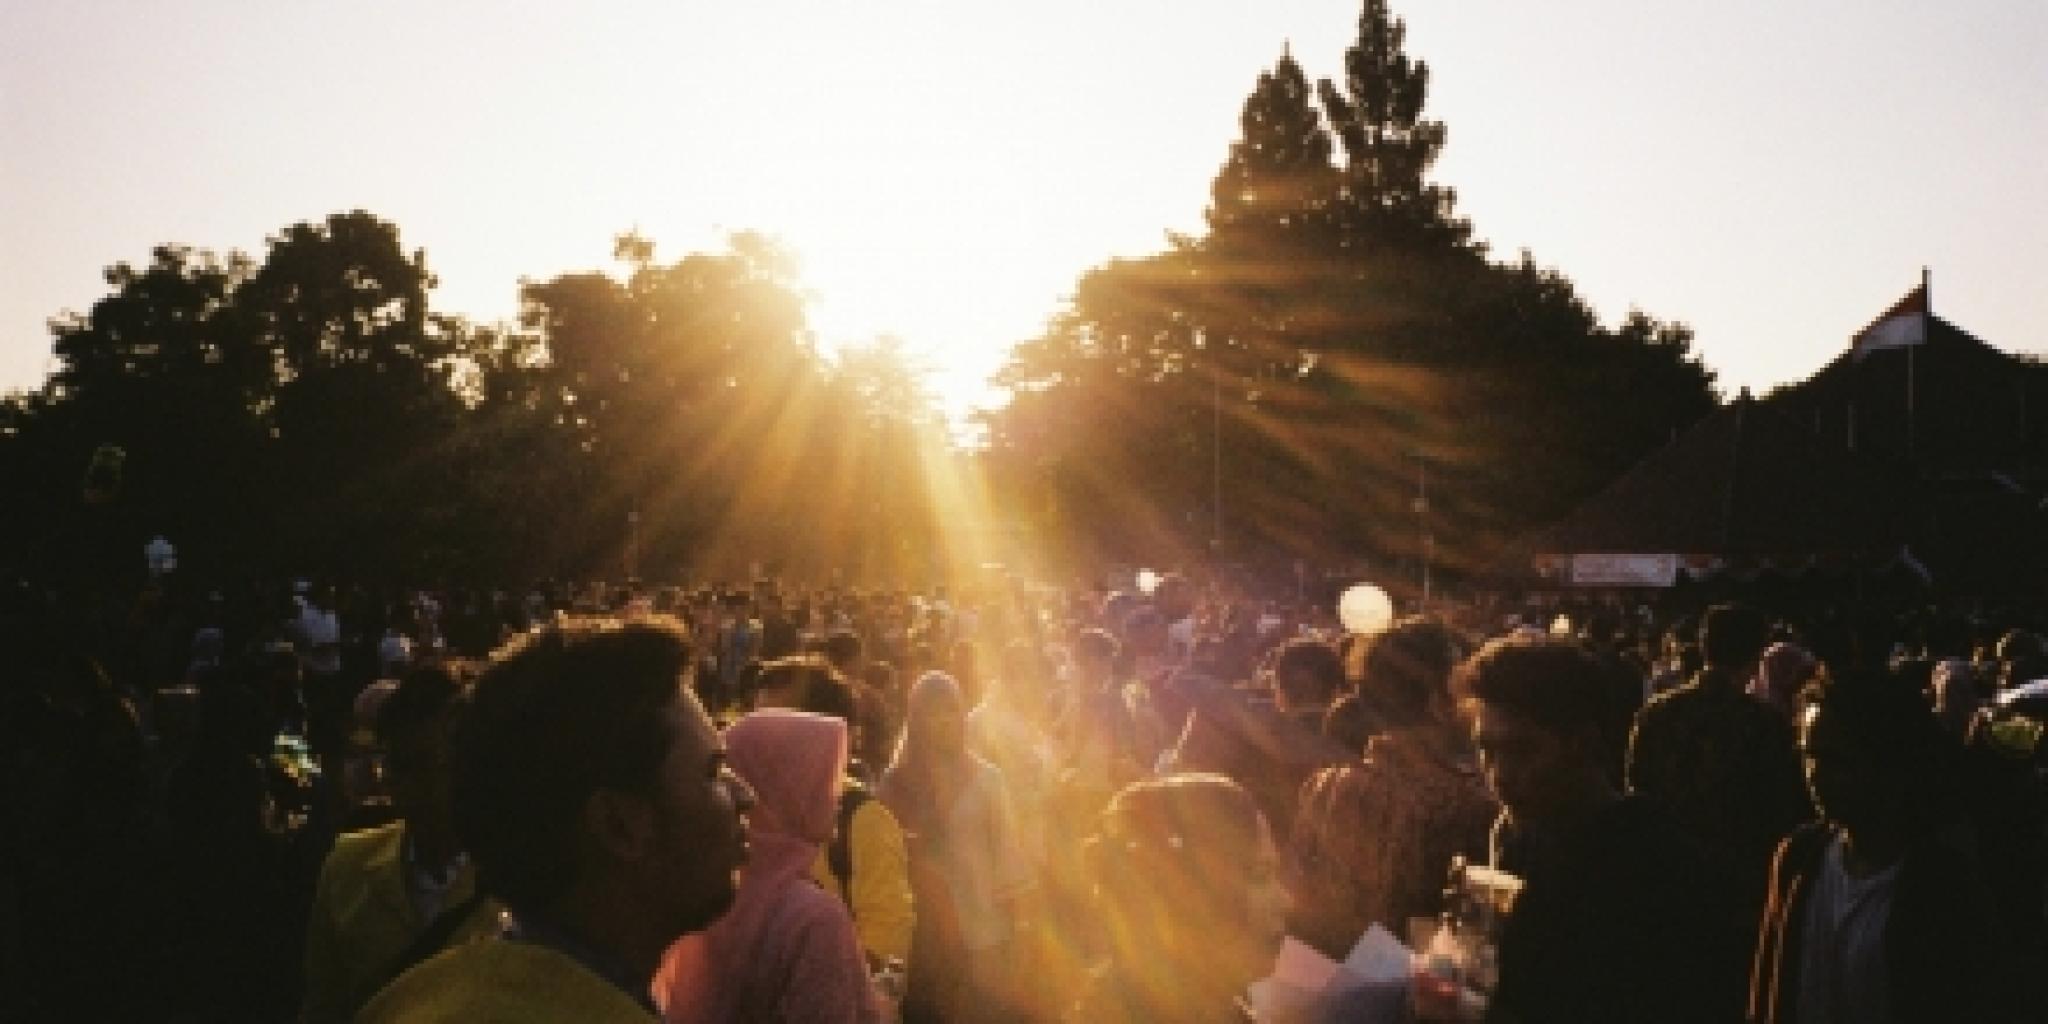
[1528,394,1910,557]
[1804,314,2016,386]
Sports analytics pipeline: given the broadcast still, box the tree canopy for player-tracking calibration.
[2,214,958,587]
[3,0,1719,591]
[979,0,1716,582]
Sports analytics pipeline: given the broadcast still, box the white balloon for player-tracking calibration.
[1337,583,1394,636]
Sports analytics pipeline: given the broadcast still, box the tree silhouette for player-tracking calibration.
[982,0,1718,582]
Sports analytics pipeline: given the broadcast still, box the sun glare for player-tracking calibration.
[574,1,1216,436]
[803,257,1017,424]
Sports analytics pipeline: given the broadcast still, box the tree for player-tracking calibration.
[234,213,491,578]
[6,213,965,585]
[833,335,940,432]
[1318,0,1466,246]
[25,245,270,580]
[517,231,863,577]
[237,211,444,385]
[14,212,549,582]
[982,1,1720,581]
[48,245,260,399]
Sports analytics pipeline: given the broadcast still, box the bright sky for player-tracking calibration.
[4,0,2044,421]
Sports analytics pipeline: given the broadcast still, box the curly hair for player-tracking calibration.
[451,615,694,915]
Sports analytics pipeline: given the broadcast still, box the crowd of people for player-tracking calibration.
[4,567,2045,1022]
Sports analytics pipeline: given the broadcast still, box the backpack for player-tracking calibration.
[827,780,871,899]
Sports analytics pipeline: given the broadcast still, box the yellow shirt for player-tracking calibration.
[357,937,656,1023]
[300,822,497,1024]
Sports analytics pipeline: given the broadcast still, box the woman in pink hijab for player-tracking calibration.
[656,710,880,1024]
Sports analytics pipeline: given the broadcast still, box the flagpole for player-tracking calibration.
[1212,362,1222,553]
[1908,267,1927,468]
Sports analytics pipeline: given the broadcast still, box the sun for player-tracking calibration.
[795,236,1020,427]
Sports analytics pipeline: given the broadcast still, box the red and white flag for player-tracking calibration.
[1850,284,1926,360]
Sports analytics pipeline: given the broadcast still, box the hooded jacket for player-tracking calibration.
[657,710,879,1023]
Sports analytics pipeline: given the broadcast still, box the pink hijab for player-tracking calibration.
[655,710,878,1023]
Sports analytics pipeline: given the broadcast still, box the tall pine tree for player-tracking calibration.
[1319,0,1465,247]
[1208,48,1337,243]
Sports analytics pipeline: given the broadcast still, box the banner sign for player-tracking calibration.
[1568,553,1680,588]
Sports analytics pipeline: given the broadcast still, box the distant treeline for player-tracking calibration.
[1,0,1719,590]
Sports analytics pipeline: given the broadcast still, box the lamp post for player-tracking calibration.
[1212,362,1222,554]
[1412,453,1432,609]
[625,504,641,583]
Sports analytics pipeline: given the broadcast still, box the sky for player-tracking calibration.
[4,0,2044,421]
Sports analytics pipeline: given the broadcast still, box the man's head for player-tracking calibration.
[753,655,857,725]
[452,616,753,942]
[1454,637,1615,828]
[1351,617,1459,730]
[1699,603,1770,675]
[821,629,863,678]
[1152,574,1196,623]
[1798,668,1945,837]
[1085,773,1288,994]
[1073,628,1120,683]
[904,671,968,759]
[1266,638,1345,713]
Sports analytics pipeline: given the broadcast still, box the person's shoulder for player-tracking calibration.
[360,939,653,1024]
[850,790,900,831]
[324,820,406,873]
[781,875,859,928]
[1779,821,1834,862]
[355,940,490,1022]
[1302,757,1391,829]
[1321,748,1394,797]
[1675,677,1791,738]
[1639,681,1703,717]
[1307,756,1362,792]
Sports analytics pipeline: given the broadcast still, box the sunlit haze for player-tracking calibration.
[4,0,2044,423]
